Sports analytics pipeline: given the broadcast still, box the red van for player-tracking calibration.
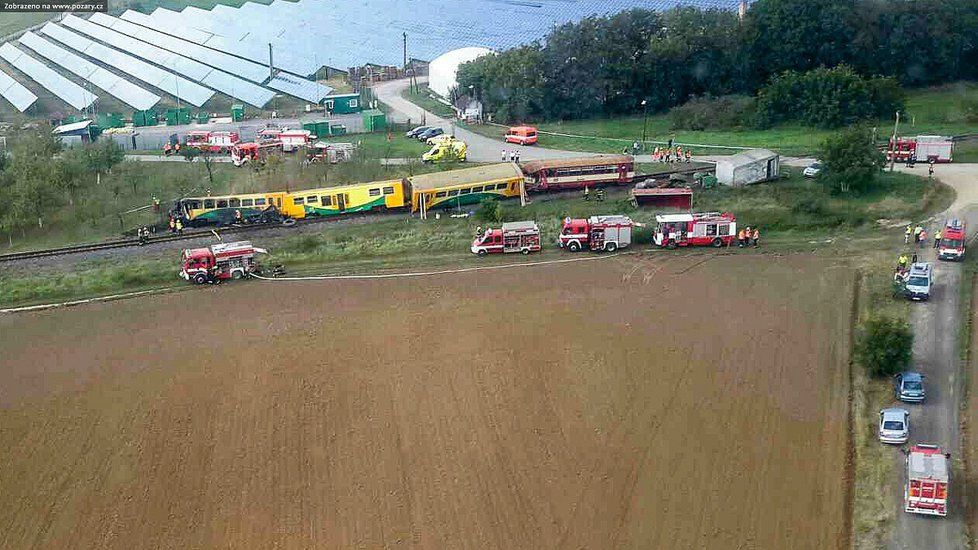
[505,126,538,145]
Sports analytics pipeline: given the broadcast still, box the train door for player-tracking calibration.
[336,193,346,211]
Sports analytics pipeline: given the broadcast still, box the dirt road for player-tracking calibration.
[889,164,978,549]
[0,255,854,549]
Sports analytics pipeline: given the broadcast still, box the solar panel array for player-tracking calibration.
[19,31,159,111]
[40,23,214,107]
[60,14,274,107]
[88,13,270,84]
[266,73,332,103]
[0,42,96,110]
[0,67,37,112]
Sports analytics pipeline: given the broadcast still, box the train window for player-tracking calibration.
[459,188,471,195]
[277,198,282,207]
[471,186,483,193]
[204,199,214,209]
[307,196,318,203]
[509,183,515,190]
[369,188,381,197]
[229,198,241,207]
[382,186,394,195]
[255,198,266,206]
[321,196,332,206]
[447,189,459,197]
[241,199,253,207]
[435,191,447,198]
[189,200,202,209]
[217,199,228,208]
[293,197,304,205]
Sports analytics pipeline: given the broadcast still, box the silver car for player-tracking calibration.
[879,408,910,444]
[803,161,822,178]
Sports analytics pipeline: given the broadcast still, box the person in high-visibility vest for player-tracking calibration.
[751,227,760,247]
[737,228,746,247]
[905,224,912,244]
[898,253,909,270]
[583,186,590,201]
[175,219,184,233]
[934,229,942,249]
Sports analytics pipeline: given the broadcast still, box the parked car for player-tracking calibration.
[417,127,445,141]
[405,125,431,138]
[895,372,926,403]
[904,262,933,301]
[879,407,910,444]
[803,161,822,178]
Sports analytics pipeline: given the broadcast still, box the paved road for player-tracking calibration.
[889,163,978,550]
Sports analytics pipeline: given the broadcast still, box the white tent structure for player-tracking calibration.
[715,149,780,187]
[427,46,492,98]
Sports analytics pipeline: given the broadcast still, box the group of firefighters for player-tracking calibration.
[162,142,182,156]
[501,149,523,163]
[904,223,938,247]
[651,146,692,163]
[738,226,760,247]
[167,216,185,234]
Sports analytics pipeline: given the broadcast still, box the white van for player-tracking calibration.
[904,262,933,301]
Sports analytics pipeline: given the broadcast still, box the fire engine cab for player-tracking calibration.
[558,215,633,252]
[231,142,281,167]
[471,221,541,256]
[185,131,240,153]
[653,212,737,248]
[938,218,966,261]
[180,241,266,284]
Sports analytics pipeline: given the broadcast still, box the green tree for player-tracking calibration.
[855,315,913,377]
[818,125,884,193]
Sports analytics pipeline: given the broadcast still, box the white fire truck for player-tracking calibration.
[557,215,633,252]
[180,241,266,284]
[471,221,541,256]
[905,444,949,517]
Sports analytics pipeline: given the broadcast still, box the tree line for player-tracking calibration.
[457,0,978,126]
[0,126,125,244]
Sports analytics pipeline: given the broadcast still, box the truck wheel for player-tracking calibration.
[521,248,530,255]
[606,242,618,252]
[568,241,581,252]
[667,239,677,250]
[712,237,723,248]
[192,273,207,285]
[477,249,487,256]
[231,270,243,280]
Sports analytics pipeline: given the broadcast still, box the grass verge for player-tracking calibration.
[400,85,456,118]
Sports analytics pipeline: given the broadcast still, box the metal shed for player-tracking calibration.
[715,149,779,187]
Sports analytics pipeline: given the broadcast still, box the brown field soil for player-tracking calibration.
[0,253,853,549]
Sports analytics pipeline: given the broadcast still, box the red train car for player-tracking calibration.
[521,155,634,191]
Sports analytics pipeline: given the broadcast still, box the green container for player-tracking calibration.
[165,108,192,126]
[329,124,346,136]
[96,112,125,129]
[132,110,157,127]
[196,111,210,124]
[361,109,386,132]
[231,104,244,122]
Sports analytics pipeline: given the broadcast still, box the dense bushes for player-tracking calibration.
[855,315,913,377]
[755,66,904,128]
[819,125,886,194]
[460,0,978,125]
[668,95,756,130]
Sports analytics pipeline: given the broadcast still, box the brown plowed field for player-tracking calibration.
[0,254,853,549]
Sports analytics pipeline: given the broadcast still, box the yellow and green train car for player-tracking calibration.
[174,192,290,226]
[407,163,524,213]
[286,179,408,217]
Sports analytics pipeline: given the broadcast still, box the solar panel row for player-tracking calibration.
[60,15,274,107]
[0,67,37,112]
[266,73,332,104]
[0,42,96,110]
[40,23,214,107]
[88,13,270,84]
[19,31,159,111]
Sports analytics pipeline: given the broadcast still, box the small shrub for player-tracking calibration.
[476,199,502,223]
[855,315,913,377]
[669,95,756,131]
[790,196,827,215]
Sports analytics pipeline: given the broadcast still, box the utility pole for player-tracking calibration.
[268,43,274,80]
[641,99,649,144]
[889,110,900,172]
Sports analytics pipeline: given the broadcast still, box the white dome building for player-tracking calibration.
[427,47,493,98]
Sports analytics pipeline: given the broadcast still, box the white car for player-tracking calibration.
[803,162,822,178]
[879,407,910,444]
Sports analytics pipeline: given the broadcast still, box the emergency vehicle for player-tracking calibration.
[938,219,967,261]
[422,139,467,163]
[306,142,357,164]
[185,131,240,153]
[180,241,266,284]
[905,444,949,517]
[230,141,281,167]
[471,221,541,255]
[886,136,953,163]
[279,130,313,152]
[558,215,633,252]
[653,212,737,248]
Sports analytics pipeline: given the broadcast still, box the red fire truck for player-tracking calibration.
[279,130,313,152]
[180,241,266,284]
[905,444,949,517]
[230,141,282,167]
[653,212,737,249]
[558,215,633,252]
[471,221,541,255]
[887,136,954,163]
[938,219,967,261]
[185,130,240,153]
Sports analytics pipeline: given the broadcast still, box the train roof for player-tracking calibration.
[408,163,524,191]
[520,155,632,174]
[292,179,403,196]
